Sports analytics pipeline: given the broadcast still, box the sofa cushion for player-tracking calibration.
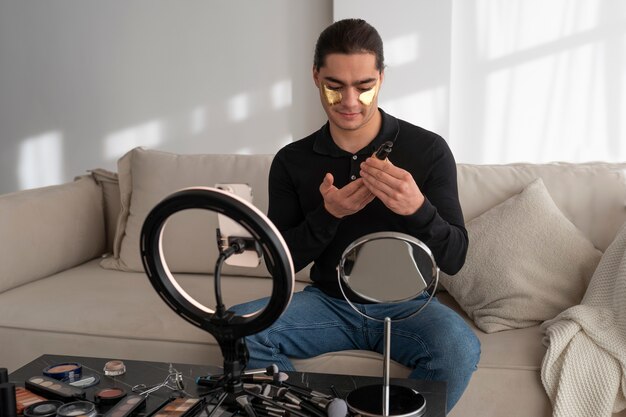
[0,259,308,344]
[456,162,626,251]
[90,168,120,254]
[440,178,602,333]
[100,147,276,277]
[0,177,105,294]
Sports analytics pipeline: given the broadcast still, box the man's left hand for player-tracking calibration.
[360,157,425,215]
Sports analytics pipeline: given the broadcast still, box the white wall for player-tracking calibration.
[2,1,625,194]
[450,0,626,164]
[0,0,331,194]
[336,0,626,165]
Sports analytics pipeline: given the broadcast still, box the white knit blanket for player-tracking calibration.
[541,222,626,417]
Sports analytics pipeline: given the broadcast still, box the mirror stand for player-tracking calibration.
[345,317,426,417]
[337,232,439,417]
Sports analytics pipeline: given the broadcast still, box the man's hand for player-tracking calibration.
[360,157,425,215]
[319,173,375,218]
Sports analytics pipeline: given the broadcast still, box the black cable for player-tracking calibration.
[214,239,246,318]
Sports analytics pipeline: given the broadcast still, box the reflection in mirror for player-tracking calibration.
[342,238,432,303]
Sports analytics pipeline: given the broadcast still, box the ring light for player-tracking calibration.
[140,186,294,390]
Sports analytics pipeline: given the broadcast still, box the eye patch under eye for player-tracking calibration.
[322,84,342,106]
[358,85,378,106]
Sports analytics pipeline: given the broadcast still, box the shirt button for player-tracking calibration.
[352,155,358,160]
[350,175,356,180]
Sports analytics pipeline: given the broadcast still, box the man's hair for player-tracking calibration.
[313,18,384,72]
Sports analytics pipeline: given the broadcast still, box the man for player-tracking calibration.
[232,18,480,411]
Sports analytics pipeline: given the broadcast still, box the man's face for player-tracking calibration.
[313,53,383,133]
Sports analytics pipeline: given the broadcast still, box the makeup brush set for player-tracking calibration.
[194,364,348,417]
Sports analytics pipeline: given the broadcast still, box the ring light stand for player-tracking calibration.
[140,187,294,403]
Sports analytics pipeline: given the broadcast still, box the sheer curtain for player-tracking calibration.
[335,0,626,164]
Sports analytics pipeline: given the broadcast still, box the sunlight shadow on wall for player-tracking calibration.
[228,93,250,122]
[104,120,163,160]
[18,131,63,190]
[381,86,447,134]
[271,80,292,110]
[484,41,609,162]
[477,0,599,60]
[452,0,625,163]
[385,33,420,67]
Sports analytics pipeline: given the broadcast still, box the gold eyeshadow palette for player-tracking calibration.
[25,375,85,401]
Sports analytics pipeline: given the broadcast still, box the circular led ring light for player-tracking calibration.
[140,187,294,341]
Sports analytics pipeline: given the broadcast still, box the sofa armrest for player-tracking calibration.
[0,176,106,293]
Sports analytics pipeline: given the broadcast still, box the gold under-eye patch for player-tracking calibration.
[358,81,379,106]
[322,84,342,106]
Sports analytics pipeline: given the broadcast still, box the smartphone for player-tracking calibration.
[215,183,262,268]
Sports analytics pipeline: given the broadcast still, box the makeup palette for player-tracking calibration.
[15,387,47,414]
[151,397,204,417]
[25,375,86,401]
[102,394,146,417]
[23,400,64,417]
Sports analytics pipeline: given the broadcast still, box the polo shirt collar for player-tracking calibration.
[313,108,398,157]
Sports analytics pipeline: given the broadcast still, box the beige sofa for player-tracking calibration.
[1,147,625,417]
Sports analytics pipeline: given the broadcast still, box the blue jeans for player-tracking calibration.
[230,286,480,412]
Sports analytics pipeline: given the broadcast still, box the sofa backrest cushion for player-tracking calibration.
[90,168,121,254]
[440,178,602,333]
[100,147,275,277]
[98,148,626,278]
[0,176,106,294]
[457,162,626,252]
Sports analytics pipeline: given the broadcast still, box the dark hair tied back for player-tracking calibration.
[314,18,385,72]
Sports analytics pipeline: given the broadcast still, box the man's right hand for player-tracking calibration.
[319,173,374,218]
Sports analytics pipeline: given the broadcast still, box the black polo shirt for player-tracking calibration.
[267,108,468,299]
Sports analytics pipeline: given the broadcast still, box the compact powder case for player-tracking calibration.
[25,375,86,401]
[103,360,126,377]
[43,363,82,381]
[102,394,146,417]
[95,387,127,406]
[56,401,97,417]
[23,400,64,417]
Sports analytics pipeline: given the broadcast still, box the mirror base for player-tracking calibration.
[346,384,426,417]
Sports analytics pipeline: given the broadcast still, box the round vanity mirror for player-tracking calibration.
[337,232,439,417]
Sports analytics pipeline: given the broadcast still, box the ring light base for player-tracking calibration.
[346,384,426,417]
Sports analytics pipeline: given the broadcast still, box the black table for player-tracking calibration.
[8,354,446,417]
